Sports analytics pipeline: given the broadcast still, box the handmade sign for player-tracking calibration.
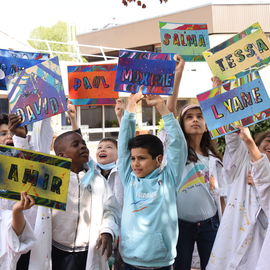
[68,64,118,106]
[115,50,176,95]
[0,145,71,211]
[197,71,270,139]
[6,56,67,126]
[0,48,49,90]
[159,22,210,61]
[203,22,270,81]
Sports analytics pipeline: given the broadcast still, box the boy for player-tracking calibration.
[0,192,36,270]
[118,91,187,269]
[52,131,120,270]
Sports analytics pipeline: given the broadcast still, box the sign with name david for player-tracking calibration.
[0,145,71,211]
[115,50,176,95]
[159,22,210,61]
[6,57,67,126]
[68,64,118,106]
[203,22,270,80]
[197,71,270,139]
[0,48,49,90]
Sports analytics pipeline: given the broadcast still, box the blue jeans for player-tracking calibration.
[174,212,219,270]
[124,263,173,270]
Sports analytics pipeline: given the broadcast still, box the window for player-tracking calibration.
[81,106,102,128]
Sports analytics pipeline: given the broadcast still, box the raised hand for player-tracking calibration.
[8,114,27,138]
[67,102,79,130]
[114,98,125,123]
[211,76,223,88]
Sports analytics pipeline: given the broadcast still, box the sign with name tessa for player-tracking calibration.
[6,57,67,127]
[203,22,270,80]
[159,22,210,61]
[68,64,118,106]
[115,50,176,95]
[0,145,71,211]
[197,71,270,139]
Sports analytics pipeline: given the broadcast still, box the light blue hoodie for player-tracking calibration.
[118,110,187,268]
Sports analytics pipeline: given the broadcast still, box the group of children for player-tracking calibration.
[0,54,269,270]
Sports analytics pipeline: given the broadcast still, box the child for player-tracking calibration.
[0,192,36,270]
[118,91,187,269]
[52,130,120,270]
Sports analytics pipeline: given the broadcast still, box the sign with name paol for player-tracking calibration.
[115,50,176,95]
[197,71,270,139]
[6,56,67,127]
[203,22,270,81]
[0,145,71,211]
[0,48,49,90]
[68,64,118,106]
[159,22,210,61]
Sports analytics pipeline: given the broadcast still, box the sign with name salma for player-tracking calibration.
[0,145,71,211]
[68,64,118,106]
[6,56,67,127]
[0,48,49,90]
[159,22,210,61]
[203,22,270,81]
[115,50,176,95]
[197,71,270,139]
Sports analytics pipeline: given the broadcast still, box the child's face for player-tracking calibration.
[183,108,207,135]
[258,136,270,161]
[60,133,89,165]
[96,141,118,165]
[131,147,162,178]
[0,124,13,146]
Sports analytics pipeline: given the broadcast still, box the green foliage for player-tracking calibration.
[28,21,77,61]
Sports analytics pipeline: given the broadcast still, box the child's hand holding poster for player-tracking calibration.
[197,71,270,139]
[203,22,270,81]
[159,22,210,61]
[0,145,71,211]
[68,64,118,106]
[114,50,176,95]
[6,57,67,126]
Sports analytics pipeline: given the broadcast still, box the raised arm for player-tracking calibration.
[67,103,79,131]
[114,98,125,124]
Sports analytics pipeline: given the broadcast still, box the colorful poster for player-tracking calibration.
[197,71,270,139]
[68,64,118,106]
[115,50,176,95]
[203,22,270,81]
[0,48,49,90]
[159,22,210,61]
[6,57,67,126]
[0,145,71,211]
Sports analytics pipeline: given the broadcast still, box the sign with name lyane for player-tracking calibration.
[115,50,176,95]
[0,145,71,211]
[159,22,210,61]
[197,71,270,139]
[203,23,270,80]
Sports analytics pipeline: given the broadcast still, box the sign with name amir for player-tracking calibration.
[203,23,270,81]
[197,71,270,139]
[0,145,71,211]
[0,48,49,90]
[115,50,176,95]
[159,22,210,61]
[6,57,67,126]
[68,64,118,106]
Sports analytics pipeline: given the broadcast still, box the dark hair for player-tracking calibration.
[99,137,118,148]
[179,107,222,163]
[128,134,163,159]
[0,114,9,126]
[54,131,80,154]
[255,131,270,147]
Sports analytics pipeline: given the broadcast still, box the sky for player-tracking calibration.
[2,0,270,42]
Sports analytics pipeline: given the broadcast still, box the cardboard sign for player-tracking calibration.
[68,64,118,106]
[114,50,176,95]
[197,71,270,139]
[6,57,67,126]
[203,22,270,80]
[0,49,49,90]
[0,145,71,211]
[159,22,210,61]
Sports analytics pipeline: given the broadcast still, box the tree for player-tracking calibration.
[122,0,168,9]
[28,21,78,61]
